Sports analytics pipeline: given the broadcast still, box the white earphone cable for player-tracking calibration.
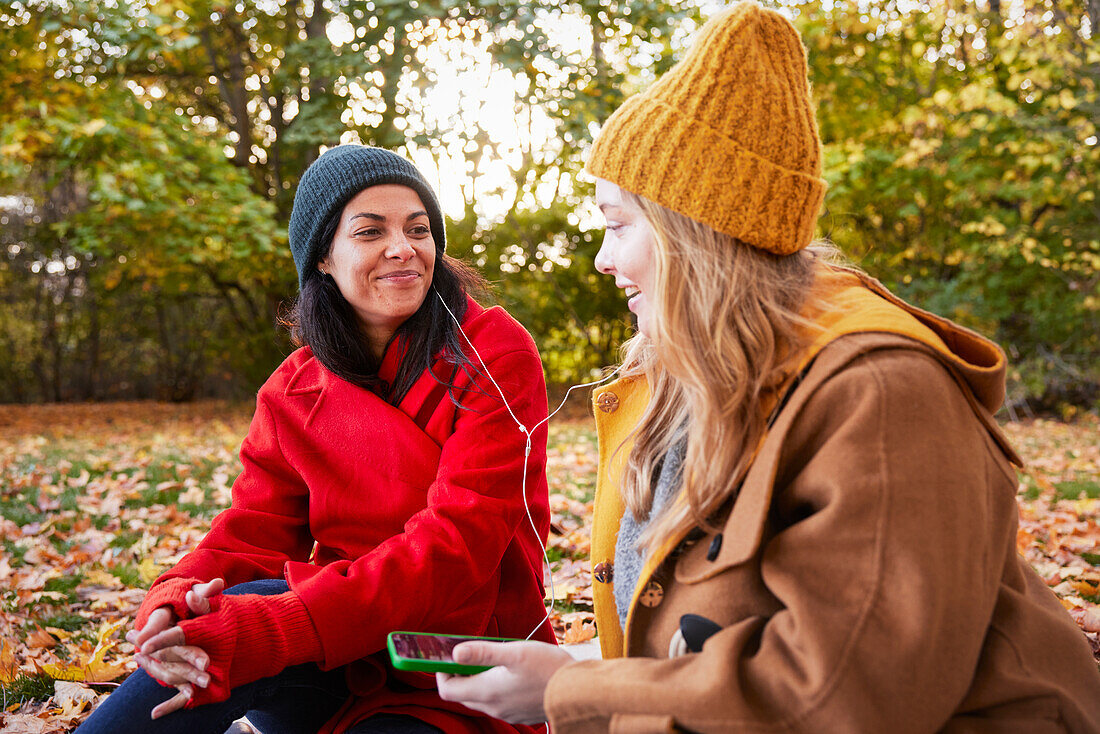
[435,290,621,640]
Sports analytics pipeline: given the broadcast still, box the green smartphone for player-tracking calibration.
[386,631,517,675]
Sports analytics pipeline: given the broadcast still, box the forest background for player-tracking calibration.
[1,0,1098,412]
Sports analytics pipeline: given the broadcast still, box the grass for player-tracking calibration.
[43,575,84,604]
[0,674,55,709]
[109,563,144,588]
[37,612,89,632]
[1055,479,1100,501]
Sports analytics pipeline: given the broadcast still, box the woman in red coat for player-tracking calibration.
[76,145,554,734]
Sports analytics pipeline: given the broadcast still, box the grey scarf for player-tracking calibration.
[613,436,687,628]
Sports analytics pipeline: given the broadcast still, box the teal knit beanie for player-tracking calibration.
[289,145,446,289]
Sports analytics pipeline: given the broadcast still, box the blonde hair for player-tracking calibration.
[615,191,842,552]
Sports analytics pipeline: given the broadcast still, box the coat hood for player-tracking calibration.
[807,266,1009,416]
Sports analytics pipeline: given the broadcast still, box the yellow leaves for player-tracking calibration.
[1068,579,1099,599]
[960,218,1008,237]
[0,640,18,684]
[138,557,163,585]
[1020,237,1041,265]
[940,248,965,267]
[41,618,130,684]
[51,681,101,725]
[893,136,941,169]
[82,569,123,589]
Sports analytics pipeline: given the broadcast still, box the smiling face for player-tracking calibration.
[593,179,659,337]
[318,184,436,358]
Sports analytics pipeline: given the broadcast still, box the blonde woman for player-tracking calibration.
[436,2,1100,732]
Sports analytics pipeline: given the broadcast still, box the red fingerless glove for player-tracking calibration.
[135,577,202,630]
[177,591,323,707]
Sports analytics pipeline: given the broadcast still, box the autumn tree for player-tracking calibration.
[796,0,1099,410]
[1,0,1096,406]
[1,0,704,400]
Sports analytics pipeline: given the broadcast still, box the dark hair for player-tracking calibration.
[280,212,487,406]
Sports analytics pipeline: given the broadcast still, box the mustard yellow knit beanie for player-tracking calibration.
[586,1,826,255]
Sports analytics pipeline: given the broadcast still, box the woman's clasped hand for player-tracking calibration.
[128,578,224,718]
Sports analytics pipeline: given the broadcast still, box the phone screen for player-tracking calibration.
[386,631,513,674]
[390,633,466,662]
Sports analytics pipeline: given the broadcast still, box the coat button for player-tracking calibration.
[706,533,723,561]
[595,392,619,413]
[593,561,614,584]
[639,580,664,607]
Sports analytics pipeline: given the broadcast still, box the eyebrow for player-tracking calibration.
[597,203,622,213]
[350,211,429,223]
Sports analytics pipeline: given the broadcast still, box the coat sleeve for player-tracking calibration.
[285,346,549,669]
[147,389,314,600]
[545,349,1014,733]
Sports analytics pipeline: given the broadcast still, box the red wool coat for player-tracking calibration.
[137,298,555,734]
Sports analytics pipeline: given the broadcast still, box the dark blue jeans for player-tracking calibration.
[76,580,441,734]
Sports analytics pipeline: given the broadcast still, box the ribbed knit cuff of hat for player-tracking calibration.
[177,591,323,708]
[135,577,202,630]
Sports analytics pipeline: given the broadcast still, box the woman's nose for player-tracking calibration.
[594,237,614,275]
[385,238,416,261]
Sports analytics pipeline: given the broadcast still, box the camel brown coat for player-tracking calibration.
[545,272,1100,733]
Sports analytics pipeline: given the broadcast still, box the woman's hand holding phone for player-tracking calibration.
[435,640,575,725]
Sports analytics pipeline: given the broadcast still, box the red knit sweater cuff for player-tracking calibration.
[180,592,322,707]
[230,592,321,667]
[135,577,200,630]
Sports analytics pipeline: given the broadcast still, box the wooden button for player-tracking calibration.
[706,533,723,561]
[639,580,664,607]
[595,391,619,413]
[593,561,613,584]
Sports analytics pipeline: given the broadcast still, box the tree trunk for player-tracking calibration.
[82,276,100,400]
[200,26,254,170]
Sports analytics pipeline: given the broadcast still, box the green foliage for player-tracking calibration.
[0,0,701,398]
[797,0,1099,410]
[0,0,1096,405]
[0,4,292,401]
